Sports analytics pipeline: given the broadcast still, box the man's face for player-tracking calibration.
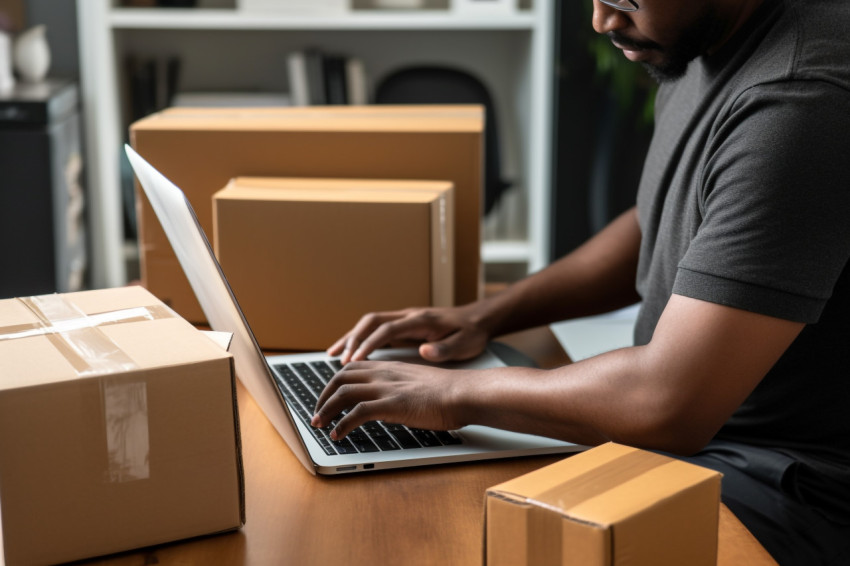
[592,0,725,82]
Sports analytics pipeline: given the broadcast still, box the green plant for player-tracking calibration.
[582,3,657,125]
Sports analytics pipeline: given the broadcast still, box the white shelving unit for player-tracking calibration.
[77,0,554,289]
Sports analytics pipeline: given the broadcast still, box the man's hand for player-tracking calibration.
[311,360,475,439]
[316,294,806,453]
[326,304,492,365]
[326,208,645,366]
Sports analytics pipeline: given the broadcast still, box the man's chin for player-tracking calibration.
[641,60,690,83]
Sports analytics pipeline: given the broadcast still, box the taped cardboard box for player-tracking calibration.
[130,105,483,323]
[213,177,454,350]
[485,443,721,566]
[0,286,244,566]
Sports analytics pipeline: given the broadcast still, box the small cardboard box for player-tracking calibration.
[213,177,454,350]
[485,443,722,566]
[130,105,483,323]
[0,286,244,566]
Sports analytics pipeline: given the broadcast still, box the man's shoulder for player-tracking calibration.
[756,0,850,90]
[658,0,850,123]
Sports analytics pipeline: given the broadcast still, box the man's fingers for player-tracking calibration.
[350,315,442,361]
[329,398,399,439]
[313,363,382,422]
[340,312,405,363]
[326,333,351,357]
[420,330,486,362]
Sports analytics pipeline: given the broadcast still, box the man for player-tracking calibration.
[312,1,850,563]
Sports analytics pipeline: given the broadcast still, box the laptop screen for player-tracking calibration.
[124,145,314,473]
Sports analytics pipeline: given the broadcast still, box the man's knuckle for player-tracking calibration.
[336,384,355,399]
[348,402,370,419]
[408,308,430,320]
[377,320,396,333]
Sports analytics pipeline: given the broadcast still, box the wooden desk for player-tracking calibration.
[82,327,776,566]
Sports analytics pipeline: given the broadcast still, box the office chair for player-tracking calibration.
[373,65,511,216]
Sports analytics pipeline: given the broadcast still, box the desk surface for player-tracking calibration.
[82,327,777,566]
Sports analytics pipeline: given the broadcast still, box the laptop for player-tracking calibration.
[125,144,582,475]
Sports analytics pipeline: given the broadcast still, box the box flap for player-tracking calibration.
[217,186,441,205]
[487,443,721,526]
[487,443,637,500]
[565,459,720,525]
[131,105,484,133]
[0,287,230,391]
[218,177,454,204]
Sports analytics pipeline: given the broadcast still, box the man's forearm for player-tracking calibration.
[453,348,652,449]
[475,207,643,338]
[454,294,804,455]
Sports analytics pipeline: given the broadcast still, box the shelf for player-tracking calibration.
[108,8,536,30]
[78,0,554,288]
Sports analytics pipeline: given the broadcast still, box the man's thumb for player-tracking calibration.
[419,341,451,362]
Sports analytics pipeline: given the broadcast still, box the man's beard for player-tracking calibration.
[609,11,722,83]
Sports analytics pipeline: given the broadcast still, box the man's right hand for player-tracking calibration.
[326,303,493,365]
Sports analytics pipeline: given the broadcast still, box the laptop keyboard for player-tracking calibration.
[271,360,462,456]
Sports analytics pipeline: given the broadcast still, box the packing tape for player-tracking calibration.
[2,294,173,377]
[439,193,449,266]
[0,294,177,483]
[103,379,151,483]
[527,449,673,515]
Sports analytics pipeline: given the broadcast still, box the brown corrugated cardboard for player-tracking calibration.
[0,286,244,566]
[130,105,483,323]
[213,177,454,350]
[485,443,722,566]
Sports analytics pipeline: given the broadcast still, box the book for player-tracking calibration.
[286,51,309,106]
[126,55,157,121]
[287,48,367,106]
[345,57,368,106]
[126,54,182,123]
[323,54,348,105]
[304,48,327,105]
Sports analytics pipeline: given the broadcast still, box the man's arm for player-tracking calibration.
[314,293,804,454]
[330,207,643,363]
[477,205,644,334]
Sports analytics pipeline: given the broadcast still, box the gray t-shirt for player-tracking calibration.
[635,0,850,518]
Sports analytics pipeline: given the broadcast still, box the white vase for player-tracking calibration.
[0,31,14,92]
[13,25,51,83]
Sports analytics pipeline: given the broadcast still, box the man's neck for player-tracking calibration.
[708,0,767,55]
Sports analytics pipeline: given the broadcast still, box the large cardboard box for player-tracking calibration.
[0,286,244,566]
[130,105,483,323]
[213,177,454,350]
[485,443,722,566]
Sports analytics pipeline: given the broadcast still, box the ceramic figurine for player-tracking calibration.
[13,24,51,83]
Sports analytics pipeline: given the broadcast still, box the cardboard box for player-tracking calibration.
[485,443,722,566]
[213,177,454,350]
[130,105,483,323]
[0,286,244,566]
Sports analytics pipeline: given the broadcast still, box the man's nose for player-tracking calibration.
[591,0,631,35]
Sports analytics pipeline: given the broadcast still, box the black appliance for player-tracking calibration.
[0,79,86,298]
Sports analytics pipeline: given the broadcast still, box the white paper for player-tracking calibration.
[201,330,234,352]
[549,304,639,362]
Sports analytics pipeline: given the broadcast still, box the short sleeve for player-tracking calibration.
[674,80,850,323]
